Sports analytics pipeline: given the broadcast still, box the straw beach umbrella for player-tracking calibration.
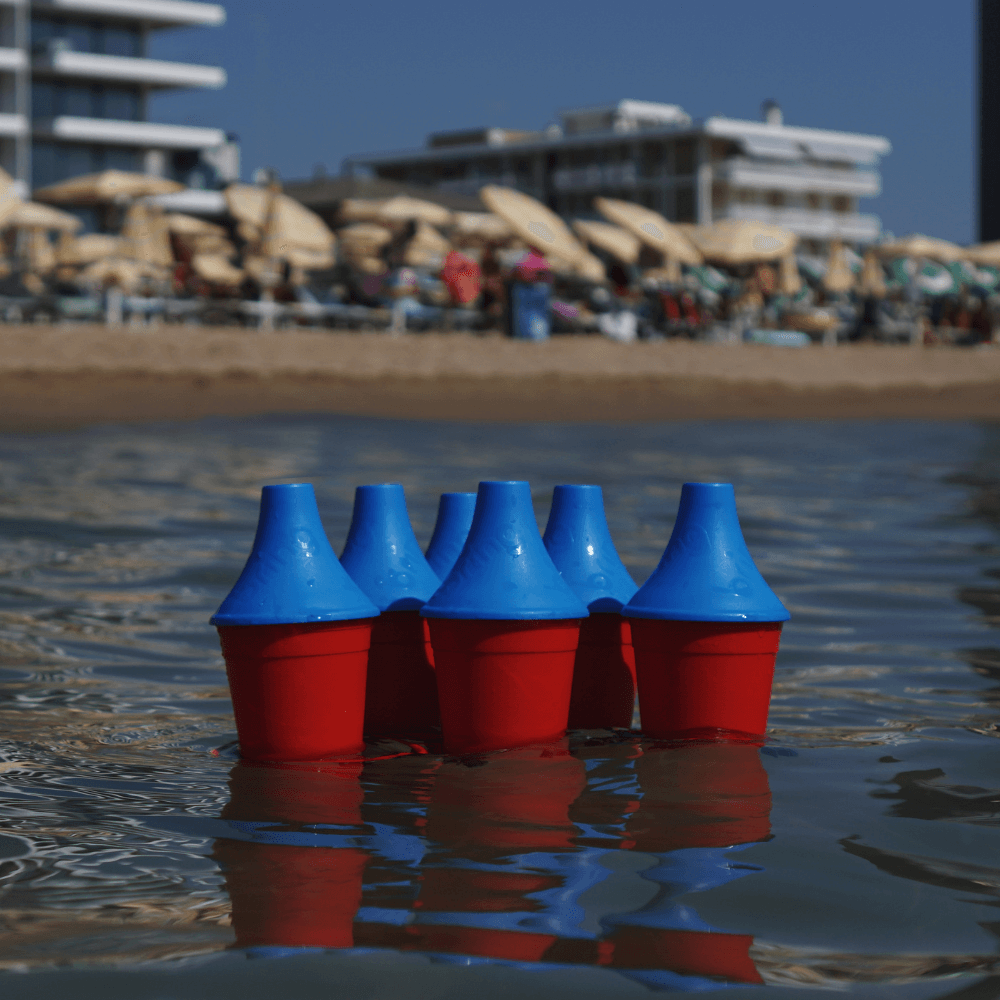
[376,196,453,228]
[191,253,245,286]
[822,239,853,293]
[164,213,226,237]
[778,253,802,296]
[683,219,797,265]
[120,201,174,268]
[34,170,183,204]
[338,198,388,223]
[480,185,587,266]
[224,183,335,254]
[451,211,512,242]
[874,234,965,263]
[857,251,887,297]
[56,233,121,266]
[594,197,701,265]
[572,218,640,265]
[7,201,81,232]
[961,241,1000,266]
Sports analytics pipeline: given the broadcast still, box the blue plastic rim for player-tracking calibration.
[210,483,379,627]
[424,492,477,581]
[543,484,637,613]
[421,481,589,621]
[340,484,441,612]
[622,482,789,623]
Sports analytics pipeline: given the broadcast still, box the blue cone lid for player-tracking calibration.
[424,492,477,580]
[422,481,589,621]
[623,482,789,623]
[211,484,378,626]
[339,484,441,612]
[542,484,638,613]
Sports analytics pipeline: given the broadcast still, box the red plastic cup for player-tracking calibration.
[215,760,367,950]
[630,620,783,740]
[567,613,636,730]
[426,618,582,754]
[363,610,439,738]
[216,618,374,761]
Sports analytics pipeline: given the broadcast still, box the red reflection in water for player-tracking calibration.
[213,760,367,950]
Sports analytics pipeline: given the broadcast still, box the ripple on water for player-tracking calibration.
[0,417,994,997]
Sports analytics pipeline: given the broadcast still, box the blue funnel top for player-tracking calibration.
[425,492,477,581]
[422,481,589,621]
[339,484,441,612]
[623,482,789,623]
[211,484,379,626]
[543,485,637,613]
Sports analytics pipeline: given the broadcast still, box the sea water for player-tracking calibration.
[0,416,994,999]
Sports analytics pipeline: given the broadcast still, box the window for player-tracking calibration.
[675,185,695,222]
[31,82,141,120]
[805,192,822,210]
[831,195,852,214]
[31,16,142,56]
[766,191,785,207]
[101,86,140,121]
[31,81,57,119]
[712,181,729,209]
[675,139,695,175]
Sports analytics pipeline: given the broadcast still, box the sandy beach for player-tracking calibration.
[0,324,997,429]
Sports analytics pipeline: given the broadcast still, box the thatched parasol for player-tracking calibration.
[480,185,586,265]
[451,211,512,242]
[377,196,453,227]
[164,213,226,237]
[120,201,174,268]
[338,198,388,223]
[7,202,82,232]
[57,233,121,266]
[191,254,245,286]
[572,218,640,265]
[857,250,887,298]
[78,257,164,292]
[594,197,701,265]
[34,170,184,204]
[874,234,965,263]
[684,219,797,265]
[402,221,451,269]
[959,241,1000,266]
[778,253,802,296]
[822,239,853,293]
[225,183,334,253]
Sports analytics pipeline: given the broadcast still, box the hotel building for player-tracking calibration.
[0,0,232,196]
[345,99,892,251]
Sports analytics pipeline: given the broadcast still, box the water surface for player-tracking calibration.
[0,416,995,999]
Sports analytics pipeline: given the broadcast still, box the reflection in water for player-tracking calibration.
[0,418,1000,993]
[210,738,773,991]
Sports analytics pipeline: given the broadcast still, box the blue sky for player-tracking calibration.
[150,1,976,243]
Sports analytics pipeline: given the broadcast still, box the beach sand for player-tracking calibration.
[0,324,997,430]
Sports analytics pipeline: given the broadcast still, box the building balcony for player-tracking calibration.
[0,47,26,71]
[0,112,26,135]
[34,49,226,88]
[719,203,881,242]
[715,157,880,198]
[32,0,226,28]
[33,116,225,148]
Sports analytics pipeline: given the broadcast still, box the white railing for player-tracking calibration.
[715,157,880,197]
[720,203,881,241]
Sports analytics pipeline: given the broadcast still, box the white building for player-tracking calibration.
[0,0,232,199]
[346,99,892,251]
